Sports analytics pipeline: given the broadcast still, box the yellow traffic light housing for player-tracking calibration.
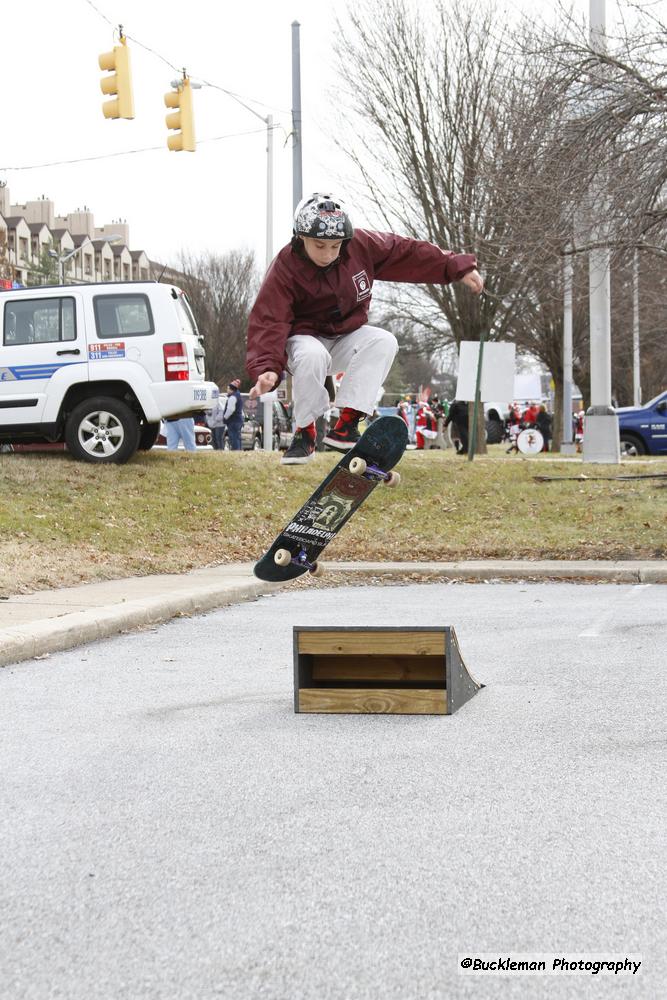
[164,78,196,152]
[99,35,135,120]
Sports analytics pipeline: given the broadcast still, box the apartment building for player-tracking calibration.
[0,185,151,286]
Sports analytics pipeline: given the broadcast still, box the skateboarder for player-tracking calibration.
[246,193,483,465]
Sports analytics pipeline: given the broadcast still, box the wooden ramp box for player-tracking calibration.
[294,627,482,715]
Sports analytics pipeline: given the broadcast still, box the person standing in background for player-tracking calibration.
[165,417,197,452]
[444,400,469,455]
[536,404,552,452]
[223,379,244,451]
[206,394,227,450]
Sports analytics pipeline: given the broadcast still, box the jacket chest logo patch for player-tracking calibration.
[352,270,372,302]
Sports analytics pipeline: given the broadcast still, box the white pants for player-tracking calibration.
[286,325,399,428]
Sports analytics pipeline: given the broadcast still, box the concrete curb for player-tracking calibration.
[323,560,667,583]
[0,577,277,668]
[1,560,665,669]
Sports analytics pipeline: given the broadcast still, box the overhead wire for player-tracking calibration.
[0,3,293,173]
[0,127,269,172]
[82,0,291,116]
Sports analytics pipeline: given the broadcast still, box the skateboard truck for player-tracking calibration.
[274,546,323,576]
[348,456,400,486]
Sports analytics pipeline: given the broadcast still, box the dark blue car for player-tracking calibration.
[616,391,667,455]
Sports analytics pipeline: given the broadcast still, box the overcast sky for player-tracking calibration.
[2,0,645,269]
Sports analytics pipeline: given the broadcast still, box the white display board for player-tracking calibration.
[455,341,516,402]
[513,372,542,402]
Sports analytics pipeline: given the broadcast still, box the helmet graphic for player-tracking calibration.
[293,193,354,241]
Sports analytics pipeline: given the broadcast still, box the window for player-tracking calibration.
[3,297,76,345]
[19,238,28,260]
[174,292,199,338]
[84,254,93,276]
[93,293,154,338]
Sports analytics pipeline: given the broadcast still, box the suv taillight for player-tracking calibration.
[163,342,190,381]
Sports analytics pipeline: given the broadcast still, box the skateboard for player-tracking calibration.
[253,415,409,582]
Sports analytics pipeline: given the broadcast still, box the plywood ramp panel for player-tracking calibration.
[298,631,445,656]
[299,688,448,715]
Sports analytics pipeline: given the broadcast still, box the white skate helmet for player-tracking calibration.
[293,193,354,240]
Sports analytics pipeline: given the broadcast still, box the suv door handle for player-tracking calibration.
[56,349,81,356]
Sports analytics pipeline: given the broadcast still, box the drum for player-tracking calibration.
[517,427,544,454]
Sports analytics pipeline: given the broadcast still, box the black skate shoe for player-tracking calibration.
[281,425,316,465]
[323,408,363,451]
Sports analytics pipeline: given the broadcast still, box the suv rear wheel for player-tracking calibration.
[138,421,160,451]
[65,396,141,464]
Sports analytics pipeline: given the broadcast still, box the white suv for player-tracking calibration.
[0,281,219,463]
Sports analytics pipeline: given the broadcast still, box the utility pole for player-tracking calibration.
[583,0,620,462]
[210,82,276,447]
[266,114,274,270]
[291,21,303,212]
[632,249,641,406]
[262,115,275,453]
[561,248,576,453]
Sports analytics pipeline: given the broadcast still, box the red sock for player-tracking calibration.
[298,422,316,443]
[334,407,364,430]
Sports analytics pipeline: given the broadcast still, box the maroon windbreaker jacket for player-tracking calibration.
[246,229,477,382]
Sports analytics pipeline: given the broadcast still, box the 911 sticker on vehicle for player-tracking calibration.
[88,342,126,360]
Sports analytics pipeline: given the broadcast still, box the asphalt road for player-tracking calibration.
[1,582,665,1000]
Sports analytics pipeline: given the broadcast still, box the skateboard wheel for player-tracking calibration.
[309,561,324,577]
[274,548,292,567]
[384,471,400,487]
[349,457,367,476]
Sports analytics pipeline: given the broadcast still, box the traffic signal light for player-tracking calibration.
[164,78,196,152]
[99,36,135,120]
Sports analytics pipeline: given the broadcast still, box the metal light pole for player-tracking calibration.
[261,112,276,452]
[209,84,276,446]
[583,0,620,462]
[50,235,122,285]
[561,248,577,453]
[632,249,641,406]
[291,20,303,212]
[266,114,274,270]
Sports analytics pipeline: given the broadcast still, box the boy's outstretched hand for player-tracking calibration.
[249,371,279,399]
[461,269,484,294]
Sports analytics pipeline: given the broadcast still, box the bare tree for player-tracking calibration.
[177,249,259,389]
[336,0,591,448]
[0,232,12,281]
[539,1,667,257]
[527,1,667,411]
[611,251,667,403]
[336,0,666,447]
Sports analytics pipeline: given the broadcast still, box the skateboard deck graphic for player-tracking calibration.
[253,415,409,582]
